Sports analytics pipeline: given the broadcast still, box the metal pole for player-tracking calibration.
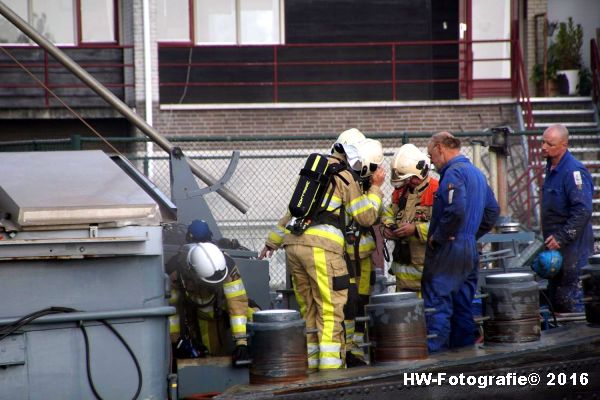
[0,1,249,214]
[496,153,508,217]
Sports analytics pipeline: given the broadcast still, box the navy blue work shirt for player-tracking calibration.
[541,150,593,249]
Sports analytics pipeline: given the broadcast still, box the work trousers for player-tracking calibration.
[344,256,372,360]
[422,235,478,353]
[286,244,349,370]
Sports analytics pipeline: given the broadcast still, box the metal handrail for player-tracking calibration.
[592,39,600,106]
[158,38,515,102]
[0,44,134,107]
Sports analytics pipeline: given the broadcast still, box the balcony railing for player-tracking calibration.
[158,38,520,104]
[0,44,134,108]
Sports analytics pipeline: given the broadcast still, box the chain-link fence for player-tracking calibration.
[3,129,600,287]
[1,131,526,289]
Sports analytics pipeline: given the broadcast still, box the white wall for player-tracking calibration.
[472,0,511,79]
[548,0,600,69]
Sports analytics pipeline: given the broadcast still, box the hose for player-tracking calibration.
[0,307,143,400]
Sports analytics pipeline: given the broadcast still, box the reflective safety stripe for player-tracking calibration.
[314,248,335,343]
[230,315,247,335]
[291,275,307,317]
[366,192,382,210]
[322,195,342,211]
[344,320,355,334]
[223,279,246,298]
[354,332,364,344]
[169,315,180,335]
[415,221,429,241]
[304,224,344,246]
[391,263,423,280]
[267,224,287,246]
[307,342,319,369]
[199,319,211,353]
[345,236,376,255]
[351,332,365,360]
[396,271,422,281]
[319,342,341,353]
[318,356,343,369]
[346,196,376,217]
[246,306,258,320]
[169,289,179,306]
[344,319,355,343]
[358,257,372,295]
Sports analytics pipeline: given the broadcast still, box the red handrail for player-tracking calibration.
[158,39,514,100]
[0,44,134,108]
[592,39,600,105]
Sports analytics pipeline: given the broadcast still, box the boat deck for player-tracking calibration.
[217,322,600,399]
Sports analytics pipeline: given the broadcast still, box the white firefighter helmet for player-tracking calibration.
[390,143,430,187]
[186,242,228,286]
[337,128,366,146]
[355,138,384,177]
[331,128,366,155]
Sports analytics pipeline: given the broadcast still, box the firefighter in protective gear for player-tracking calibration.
[343,138,385,366]
[423,132,499,353]
[260,129,384,371]
[167,220,254,367]
[381,143,438,295]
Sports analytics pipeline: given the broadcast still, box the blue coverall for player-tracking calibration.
[423,155,499,353]
[542,151,594,313]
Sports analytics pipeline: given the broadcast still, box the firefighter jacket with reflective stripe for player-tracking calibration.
[168,251,251,349]
[382,177,439,267]
[283,166,382,254]
[344,187,384,261]
[266,159,383,254]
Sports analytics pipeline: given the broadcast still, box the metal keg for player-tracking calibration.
[482,272,540,343]
[365,292,428,363]
[247,309,307,384]
[582,255,600,324]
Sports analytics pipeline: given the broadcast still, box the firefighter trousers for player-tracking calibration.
[286,244,349,370]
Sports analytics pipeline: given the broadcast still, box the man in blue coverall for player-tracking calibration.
[423,131,499,353]
[541,124,594,313]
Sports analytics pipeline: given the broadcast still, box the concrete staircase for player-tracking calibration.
[530,96,598,130]
[528,96,600,242]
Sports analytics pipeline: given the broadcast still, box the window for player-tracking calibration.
[156,0,284,45]
[81,0,116,43]
[156,0,190,42]
[196,0,281,44]
[195,0,236,44]
[0,0,116,45]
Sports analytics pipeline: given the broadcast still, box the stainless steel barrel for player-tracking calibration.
[247,310,307,384]
[366,292,428,363]
[482,272,540,343]
[582,255,600,324]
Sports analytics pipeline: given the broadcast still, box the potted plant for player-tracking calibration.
[531,58,558,97]
[553,17,583,95]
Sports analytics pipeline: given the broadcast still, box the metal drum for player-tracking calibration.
[247,309,307,384]
[482,272,540,343]
[366,292,428,363]
[582,255,600,324]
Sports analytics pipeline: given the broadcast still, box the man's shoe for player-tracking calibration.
[345,351,367,368]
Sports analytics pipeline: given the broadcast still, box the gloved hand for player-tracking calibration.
[231,344,250,368]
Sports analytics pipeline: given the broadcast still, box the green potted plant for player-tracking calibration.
[531,59,558,96]
[553,17,583,95]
